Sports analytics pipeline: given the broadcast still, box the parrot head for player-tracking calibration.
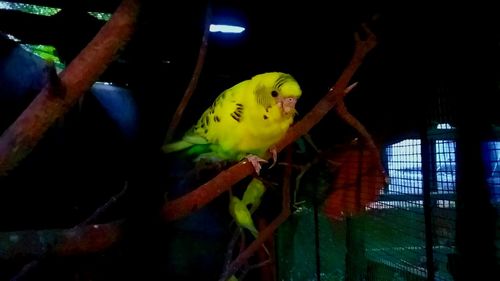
[252,72,302,118]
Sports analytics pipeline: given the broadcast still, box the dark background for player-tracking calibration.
[2,1,499,146]
[0,0,499,279]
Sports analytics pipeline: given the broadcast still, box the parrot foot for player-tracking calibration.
[245,155,268,175]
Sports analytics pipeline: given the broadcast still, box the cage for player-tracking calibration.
[0,1,499,280]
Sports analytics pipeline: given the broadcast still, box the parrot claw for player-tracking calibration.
[245,155,268,175]
[268,147,278,169]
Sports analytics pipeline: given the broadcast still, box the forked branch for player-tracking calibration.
[163,25,378,221]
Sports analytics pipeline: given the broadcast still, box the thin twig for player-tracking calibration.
[238,259,273,281]
[335,101,383,171]
[76,181,129,228]
[163,5,211,143]
[221,228,242,274]
[10,261,39,281]
[294,158,315,204]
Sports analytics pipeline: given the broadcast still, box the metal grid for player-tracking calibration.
[486,141,500,266]
[384,139,423,196]
[487,141,500,204]
[364,127,458,281]
[276,113,500,280]
[364,139,428,280]
[434,140,456,195]
[428,131,456,281]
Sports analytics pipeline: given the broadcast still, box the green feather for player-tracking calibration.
[162,140,194,153]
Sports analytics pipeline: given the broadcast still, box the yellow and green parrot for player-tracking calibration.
[162,72,302,173]
[229,194,259,238]
[229,178,267,238]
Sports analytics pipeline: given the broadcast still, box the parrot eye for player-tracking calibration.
[271,90,278,97]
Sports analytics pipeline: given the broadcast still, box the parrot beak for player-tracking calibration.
[281,97,298,116]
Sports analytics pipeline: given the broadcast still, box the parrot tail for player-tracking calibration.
[162,140,194,153]
[250,227,259,238]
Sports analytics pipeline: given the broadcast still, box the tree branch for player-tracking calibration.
[219,146,294,281]
[333,25,382,172]
[163,5,211,144]
[162,26,378,222]
[0,221,124,260]
[0,0,140,176]
[10,182,129,279]
[75,181,129,228]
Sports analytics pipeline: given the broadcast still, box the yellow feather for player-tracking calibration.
[229,195,258,238]
[163,72,302,163]
[241,178,266,214]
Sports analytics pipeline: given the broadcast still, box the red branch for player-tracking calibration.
[0,221,123,260]
[0,0,140,176]
[11,182,129,278]
[335,101,385,175]
[163,27,378,222]
[54,221,123,256]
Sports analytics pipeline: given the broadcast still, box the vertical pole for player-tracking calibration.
[453,118,497,280]
[452,70,497,280]
[345,216,366,281]
[345,145,367,281]
[420,126,435,280]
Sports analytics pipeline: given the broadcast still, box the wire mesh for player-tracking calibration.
[363,139,427,280]
[485,141,500,266]
[429,131,456,281]
[363,126,459,280]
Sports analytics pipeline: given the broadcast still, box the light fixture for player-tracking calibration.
[209,4,246,35]
[209,24,245,33]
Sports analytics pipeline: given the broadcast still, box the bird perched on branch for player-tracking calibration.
[162,72,302,174]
